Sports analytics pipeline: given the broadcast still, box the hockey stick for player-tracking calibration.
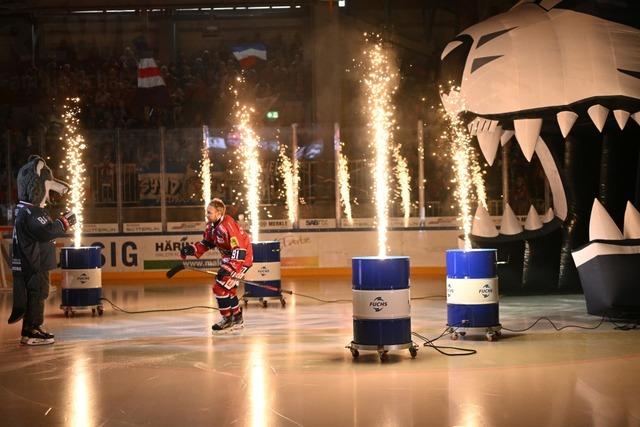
[166,261,293,295]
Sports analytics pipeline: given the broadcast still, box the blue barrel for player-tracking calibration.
[60,246,102,307]
[446,249,499,328]
[244,241,281,297]
[352,256,411,346]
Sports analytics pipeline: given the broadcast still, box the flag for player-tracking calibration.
[231,43,267,69]
[137,57,169,106]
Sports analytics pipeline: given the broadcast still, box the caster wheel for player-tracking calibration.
[350,348,359,359]
[459,331,466,337]
[280,298,286,307]
[486,332,497,341]
[379,351,389,362]
[262,300,268,308]
[450,332,459,340]
[495,330,502,337]
[97,307,104,316]
[409,347,418,359]
[243,299,248,307]
[91,308,96,317]
[64,310,70,318]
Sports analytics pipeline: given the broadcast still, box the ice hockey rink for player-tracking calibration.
[1,276,639,427]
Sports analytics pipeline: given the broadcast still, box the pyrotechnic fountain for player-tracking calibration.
[440,85,501,340]
[348,34,418,361]
[334,126,354,226]
[201,126,212,220]
[278,143,299,228]
[392,144,411,227]
[232,77,284,307]
[59,98,103,317]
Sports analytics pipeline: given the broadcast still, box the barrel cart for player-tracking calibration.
[445,249,502,341]
[242,241,285,308]
[347,256,419,361]
[60,246,104,317]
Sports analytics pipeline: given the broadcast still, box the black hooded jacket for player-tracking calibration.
[11,202,67,275]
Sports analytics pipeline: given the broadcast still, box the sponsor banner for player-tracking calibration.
[245,261,281,281]
[84,223,118,234]
[168,221,205,232]
[299,218,337,229]
[144,258,219,271]
[352,289,411,319]
[446,277,499,304]
[423,216,459,227]
[124,223,162,233]
[342,218,374,228]
[138,172,184,201]
[48,229,460,273]
[62,268,102,289]
[280,256,318,268]
[389,217,422,228]
[260,219,292,230]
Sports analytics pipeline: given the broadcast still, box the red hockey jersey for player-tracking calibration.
[194,215,253,266]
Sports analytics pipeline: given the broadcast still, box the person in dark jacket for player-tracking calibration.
[7,155,76,345]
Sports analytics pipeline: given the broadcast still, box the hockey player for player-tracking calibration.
[180,198,253,332]
[7,155,76,345]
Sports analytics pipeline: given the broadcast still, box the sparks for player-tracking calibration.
[336,146,353,225]
[233,77,261,241]
[200,126,212,221]
[60,98,87,248]
[439,86,480,250]
[278,144,299,227]
[361,34,398,256]
[392,144,411,227]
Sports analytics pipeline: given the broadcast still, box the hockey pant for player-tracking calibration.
[214,266,249,317]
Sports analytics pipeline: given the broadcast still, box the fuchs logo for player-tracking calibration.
[447,283,454,298]
[369,296,387,312]
[258,265,269,277]
[479,284,493,298]
[77,273,90,285]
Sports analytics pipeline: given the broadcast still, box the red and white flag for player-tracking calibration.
[137,57,169,106]
[232,44,267,69]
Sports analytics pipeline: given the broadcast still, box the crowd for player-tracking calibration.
[1,33,307,134]
[0,27,538,220]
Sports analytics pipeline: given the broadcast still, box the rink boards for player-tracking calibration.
[2,220,468,279]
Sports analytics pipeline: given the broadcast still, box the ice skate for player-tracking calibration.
[212,315,234,333]
[21,326,55,346]
[231,310,244,330]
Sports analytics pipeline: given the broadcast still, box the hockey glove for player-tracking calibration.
[180,244,196,259]
[59,211,77,230]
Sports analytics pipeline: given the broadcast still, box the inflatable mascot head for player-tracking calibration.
[17,155,70,207]
[438,0,640,294]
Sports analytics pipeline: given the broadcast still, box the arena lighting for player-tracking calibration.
[248,6,270,9]
[106,9,135,13]
[213,7,234,10]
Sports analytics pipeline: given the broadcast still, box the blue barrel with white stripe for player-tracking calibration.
[446,249,499,328]
[244,241,281,297]
[60,246,102,307]
[352,256,411,346]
